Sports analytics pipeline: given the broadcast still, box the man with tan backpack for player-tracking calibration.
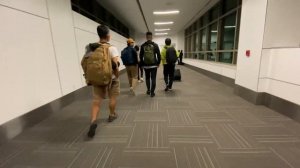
[81,25,120,138]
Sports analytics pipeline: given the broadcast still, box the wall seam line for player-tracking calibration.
[45,0,64,96]
[0,3,49,20]
[259,77,300,87]
[256,0,269,92]
[74,27,126,45]
[71,13,84,86]
[263,47,300,49]
[74,27,97,35]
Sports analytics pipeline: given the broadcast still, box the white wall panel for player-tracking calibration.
[257,0,300,105]
[73,12,98,34]
[74,28,99,83]
[72,11,128,46]
[47,0,83,95]
[259,79,300,105]
[0,0,48,18]
[257,79,269,92]
[0,1,129,126]
[235,0,268,91]
[72,11,127,73]
[259,49,272,78]
[0,6,61,125]
[184,59,236,79]
[260,48,300,85]
[72,11,127,50]
[258,48,300,105]
[263,0,300,48]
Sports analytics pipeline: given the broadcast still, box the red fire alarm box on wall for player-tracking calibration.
[246,50,250,57]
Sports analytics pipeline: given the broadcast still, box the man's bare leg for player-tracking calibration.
[108,96,118,122]
[91,99,102,123]
[88,98,102,138]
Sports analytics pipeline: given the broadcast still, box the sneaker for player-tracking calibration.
[168,87,173,91]
[140,78,144,82]
[150,92,155,97]
[164,86,169,92]
[138,80,142,83]
[87,123,97,138]
[108,114,118,122]
[146,90,151,95]
[130,87,135,95]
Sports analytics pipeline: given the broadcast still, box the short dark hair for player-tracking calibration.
[146,32,152,36]
[97,25,110,39]
[165,38,171,45]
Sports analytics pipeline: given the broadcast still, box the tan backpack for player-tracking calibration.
[81,43,112,86]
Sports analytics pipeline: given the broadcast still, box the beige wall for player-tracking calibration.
[0,0,127,125]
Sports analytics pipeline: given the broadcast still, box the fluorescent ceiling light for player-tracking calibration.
[154,22,174,25]
[155,28,171,31]
[153,10,180,15]
[211,30,218,33]
[224,26,236,28]
[155,32,168,35]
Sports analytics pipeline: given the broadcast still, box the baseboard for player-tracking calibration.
[262,93,300,122]
[0,86,92,145]
[185,64,235,88]
[0,69,127,146]
[234,85,300,122]
[185,63,300,123]
[234,85,265,105]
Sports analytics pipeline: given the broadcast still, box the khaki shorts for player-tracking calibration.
[93,80,120,100]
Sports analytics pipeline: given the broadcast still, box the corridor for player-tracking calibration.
[1,66,300,168]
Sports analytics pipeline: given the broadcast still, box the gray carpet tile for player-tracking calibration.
[1,66,300,168]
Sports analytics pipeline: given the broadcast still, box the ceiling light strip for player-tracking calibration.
[154,22,174,25]
[155,28,171,31]
[155,33,168,35]
[153,10,180,15]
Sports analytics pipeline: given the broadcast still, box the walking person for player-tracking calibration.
[178,50,184,65]
[161,38,179,91]
[121,38,138,95]
[135,45,144,83]
[140,32,161,97]
[81,25,120,138]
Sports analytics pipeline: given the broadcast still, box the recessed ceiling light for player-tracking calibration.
[155,28,171,31]
[154,22,174,25]
[155,32,168,35]
[153,10,180,15]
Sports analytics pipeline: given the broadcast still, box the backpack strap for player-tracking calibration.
[99,42,114,87]
[89,43,100,51]
[99,42,111,47]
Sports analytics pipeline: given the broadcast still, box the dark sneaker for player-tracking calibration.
[108,114,118,122]
[87,123,97,138]
[164,86,169,92]
[150,93,155,97]
[146,90,151,95]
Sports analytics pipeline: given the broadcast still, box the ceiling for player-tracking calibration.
[97,0,217,36]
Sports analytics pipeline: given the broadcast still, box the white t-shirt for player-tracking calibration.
[108,46,119,79]
[109,46,119,59]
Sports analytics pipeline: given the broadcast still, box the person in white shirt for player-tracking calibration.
[87,25,120,138]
